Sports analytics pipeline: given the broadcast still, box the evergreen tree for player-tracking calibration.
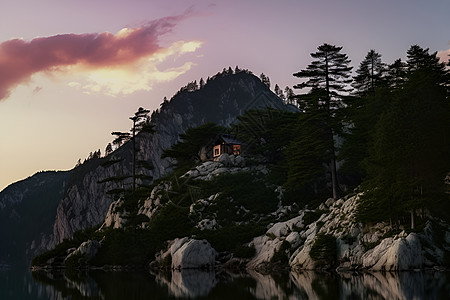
[293,43,353,199]
[233,108,297,164]
[129,107,152,191]
[259,73,271,89]
[360,46,450,227]
[199,78,205,89]
[284,96,330,201]
[284,86,295,105]
[385,59,407,89]
[162,123,226,169]
[105,143,113,156]
[274,84,285,101]
[353,50,384,95]
[109,107,153,193]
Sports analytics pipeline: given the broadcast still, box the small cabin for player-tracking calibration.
[213,134,242,158]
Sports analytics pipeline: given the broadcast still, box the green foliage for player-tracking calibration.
[309,234,337,268]
[293,43,353,200]
[195,223,265,254]
[232,108,298,163]
[358,47,449,226]
[284,105,330,198]
[162,122,226,169]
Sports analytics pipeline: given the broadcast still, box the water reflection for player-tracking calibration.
[32,270,103,299]
[155,270,217,298]
[2,267,449,299]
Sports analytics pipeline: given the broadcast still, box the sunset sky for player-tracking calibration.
[1,0,449,191]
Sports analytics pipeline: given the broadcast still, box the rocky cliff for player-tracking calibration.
[2,71,296,263]
[0,171,70,264]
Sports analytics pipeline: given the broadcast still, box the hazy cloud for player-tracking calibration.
[32,86,42,95]
[0,13,200,100]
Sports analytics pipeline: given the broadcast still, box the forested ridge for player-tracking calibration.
[31,43,450,269]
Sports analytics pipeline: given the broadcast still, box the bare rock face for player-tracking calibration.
[101,198,128,229]
[65,240,100,264]
[153,238,216,270]
[171,238,216,270]
[138,182,171,221]
[362,232,423,271]
[247,235,285,270]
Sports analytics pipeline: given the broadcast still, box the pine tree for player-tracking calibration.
[105,143,113,156]
[162,123,226,168]
[353,50,384,95]
[385,59,407,89]
[274,84,285,101]
[199,78,205,89]
[360,46,450,227]
[293,43,353,199]
[259,73,271,89]
[285,96,330,200]
[284,86,295,105]
[109,107,153,193]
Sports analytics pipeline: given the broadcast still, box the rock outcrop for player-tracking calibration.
[101,198,128,229]
[154,238,216,270]
[244,193,450,271]
[65,240,101,264]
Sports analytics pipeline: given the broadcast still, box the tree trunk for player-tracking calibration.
[132,120,136,192]
[330,157,338,200]
[410,209,415,230]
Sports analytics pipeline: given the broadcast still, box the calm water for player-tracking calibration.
[1,267,450,299]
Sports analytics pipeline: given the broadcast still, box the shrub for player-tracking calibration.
[309,234,337,269]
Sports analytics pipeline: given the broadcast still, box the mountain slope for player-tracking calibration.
[0,171,70,265]
[1,70,296,263]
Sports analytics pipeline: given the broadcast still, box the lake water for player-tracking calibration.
[1,267,450,299]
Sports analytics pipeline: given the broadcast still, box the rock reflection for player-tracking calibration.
[24,268,450,299]
[32,270,103,299]
[290,271,449,300]
[156,269,217,298]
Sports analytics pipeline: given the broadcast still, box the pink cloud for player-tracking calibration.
[0,14,187,100]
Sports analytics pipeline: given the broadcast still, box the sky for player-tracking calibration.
[0,0,449,191]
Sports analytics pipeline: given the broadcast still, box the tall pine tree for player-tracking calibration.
[293,43,352,199]
[353,49,384,95]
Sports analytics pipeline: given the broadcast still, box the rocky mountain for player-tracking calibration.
[0,171,70,265]
[1,70,296,264]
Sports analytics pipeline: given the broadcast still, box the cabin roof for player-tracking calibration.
[215,133,242,145]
